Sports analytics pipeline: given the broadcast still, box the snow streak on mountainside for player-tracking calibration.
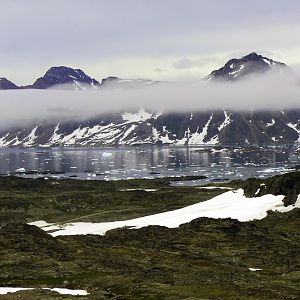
[1,109,300,147]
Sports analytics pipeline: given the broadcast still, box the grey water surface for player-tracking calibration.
[0,145,299,185]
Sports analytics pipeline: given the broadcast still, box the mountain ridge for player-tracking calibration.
[0,67,158,90]
[1,109,300,147]
[1,53,299,146]
[0,52,291,90]
[0,77,19,90]
[205,52,288,81]
[22,66,101,90]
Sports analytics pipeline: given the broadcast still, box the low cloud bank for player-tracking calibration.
[0,72,299,128]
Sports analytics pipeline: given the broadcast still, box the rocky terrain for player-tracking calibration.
[0,172,299,299]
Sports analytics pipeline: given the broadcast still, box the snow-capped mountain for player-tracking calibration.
[0,68,158,90]
[205,52,288,81]
[25,66,101,90]
[0,78,19,90]
[1,109,300,147]
[0,53,291,90]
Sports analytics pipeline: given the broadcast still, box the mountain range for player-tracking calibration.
[0,66,159,90]
[0,52,290,90]
[1,52,300,147]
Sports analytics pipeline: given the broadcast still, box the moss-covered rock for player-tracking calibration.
[243,171,300,205]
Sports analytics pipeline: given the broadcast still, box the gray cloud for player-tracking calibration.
[173,57,219,70]
[173,58,204,69]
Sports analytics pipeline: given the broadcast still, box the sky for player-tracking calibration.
[1,0,300,85]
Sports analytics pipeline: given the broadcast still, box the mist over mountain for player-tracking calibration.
[1,52,300,146]
[0,52,295,91]
[0,66,159,91]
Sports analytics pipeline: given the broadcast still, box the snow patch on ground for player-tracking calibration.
[0,287,89,296]
[119,188,158,192]
[0,288,33,295]
[32,190,300,237]
[249,268,263,272]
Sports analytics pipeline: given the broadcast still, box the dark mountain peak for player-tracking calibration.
[45,66,87,79]
[101,76,120,85]
[205,52,287,81]
[242,52,262,61]
[30,66,100,90]
[0,77,19,90]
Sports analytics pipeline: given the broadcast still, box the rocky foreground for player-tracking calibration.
[0,173,299,299]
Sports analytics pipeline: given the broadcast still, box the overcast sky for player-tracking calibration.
[1,0,300,85]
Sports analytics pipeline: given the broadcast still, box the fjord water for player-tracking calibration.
[0,146,298,184]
